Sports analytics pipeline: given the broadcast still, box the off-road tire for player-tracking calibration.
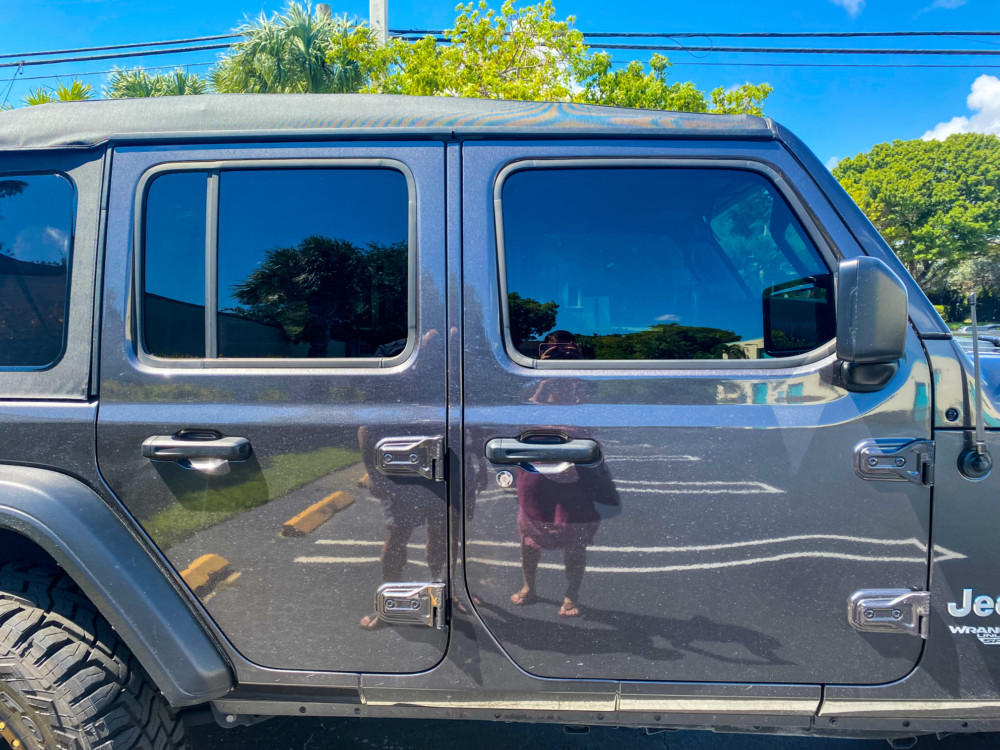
[0,562,187,749]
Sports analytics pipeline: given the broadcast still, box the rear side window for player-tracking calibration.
[500,167,834,362]
[142,166,410,362]
[0,174,73,368]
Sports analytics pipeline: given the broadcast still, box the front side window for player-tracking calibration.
[501,167,834,362]
[142,166,410,361]
[0,174,73,368]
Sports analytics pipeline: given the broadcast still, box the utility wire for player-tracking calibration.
[390,28,1000,38]
[9,33,1000,74]
[0,43,234,70]
[0,63,23,108]
[552,44,1000,55]
[0,34,240,61]
[392,35,1000,55]
[13,61,217,84]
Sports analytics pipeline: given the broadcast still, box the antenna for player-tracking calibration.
[958,292,993,480]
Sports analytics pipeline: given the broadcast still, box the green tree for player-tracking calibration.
[833,133,1000,290]
[368,0,586,100]
[22,79,93,106]
[104,68,207,98]
[212,2,378,94]
[231,236,407,357]
[507,292,559,345]
[577,324,744,360]
[367,1,770,114]
[578,53,771,115]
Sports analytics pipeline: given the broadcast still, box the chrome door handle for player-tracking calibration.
[142,433,252,475]
[485,437,600,465]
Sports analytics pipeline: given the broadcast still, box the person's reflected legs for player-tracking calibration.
[561,543,587,617]
[511,541,540,606]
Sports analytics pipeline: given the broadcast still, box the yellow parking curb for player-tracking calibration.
[181,554,233,596]
[281,491,355,537]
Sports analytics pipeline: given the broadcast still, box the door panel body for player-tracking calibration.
[461,140,932,685]
[97,142,448,673]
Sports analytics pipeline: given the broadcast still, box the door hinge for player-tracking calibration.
[853,439,935,487]
[375,582,447,629]
[375,436,446,482]
[848,589,930,638]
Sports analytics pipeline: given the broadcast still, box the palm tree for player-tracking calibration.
[104,67,207,99]
[22,79,93,106]
[211,2,376,94]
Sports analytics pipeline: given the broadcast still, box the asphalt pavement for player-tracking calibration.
[185,715,998,750]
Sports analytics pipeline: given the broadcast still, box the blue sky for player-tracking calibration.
[2,0,1000,166]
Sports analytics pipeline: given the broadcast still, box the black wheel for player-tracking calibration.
[0,563,187,750]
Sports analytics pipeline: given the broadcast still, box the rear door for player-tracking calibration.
[462,141,932,685]
[97,142,448,673]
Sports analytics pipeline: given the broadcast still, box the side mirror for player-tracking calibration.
[836,257,908,391]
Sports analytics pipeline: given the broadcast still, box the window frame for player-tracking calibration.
[494,157,842,371]
[134,158,417,369]
[0,169,76,372]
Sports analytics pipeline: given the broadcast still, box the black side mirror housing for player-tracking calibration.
[836,257,908,391]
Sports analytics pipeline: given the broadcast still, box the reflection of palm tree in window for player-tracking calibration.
[227,235,407,358]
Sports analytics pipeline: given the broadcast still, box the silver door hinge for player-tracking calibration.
[375,582,447,629]
[375,436,446,482]
[853,439,935,487]
[848,589,930,638]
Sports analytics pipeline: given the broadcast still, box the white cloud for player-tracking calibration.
[830,0,865,17]
[931,0,967,8]
[923,75,1000,141]
[825,156,841,171]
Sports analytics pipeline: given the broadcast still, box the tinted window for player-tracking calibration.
[0,174,73,367]
[501,168,834,361]
[142,167,410,361]
[143,172,207,358]
[217,169,409,359]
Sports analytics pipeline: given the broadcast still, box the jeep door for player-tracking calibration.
[97,143,448,673]
[461,141,932,685]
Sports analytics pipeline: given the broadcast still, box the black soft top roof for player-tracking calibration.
[0,94,775,150]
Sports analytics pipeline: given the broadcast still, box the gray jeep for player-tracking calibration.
[0,95,997,749]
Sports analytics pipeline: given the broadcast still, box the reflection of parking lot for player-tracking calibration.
[167,458,445,673]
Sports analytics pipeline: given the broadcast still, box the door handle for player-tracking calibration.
[485,437,600,465]
[142,433,252,475]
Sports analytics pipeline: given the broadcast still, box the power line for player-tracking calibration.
[0,34,240,61]
[667,60,1000,69]
[13,61,217,84]
[0,43,234,70]
[0,63,23,109]
[391,35,1000,55]
[390,28,1000,38]
[574,44,1000,55]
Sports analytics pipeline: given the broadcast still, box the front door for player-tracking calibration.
[97,142,448,673]
[462,140,932,684]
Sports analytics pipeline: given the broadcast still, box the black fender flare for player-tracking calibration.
[0,464,232,707]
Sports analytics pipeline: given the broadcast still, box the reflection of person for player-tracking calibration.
[510,331,619,617]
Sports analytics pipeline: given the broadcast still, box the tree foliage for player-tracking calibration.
[577,53,771,115]
[212,2,379,94]
[368,1,586,101]
[104,68,207,98]
[22,80,93,106]
[363,1,771,113]
[833,133,1000,290]
[576,324,745,360]
[231,236,407,357]
[507,292,559,345]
